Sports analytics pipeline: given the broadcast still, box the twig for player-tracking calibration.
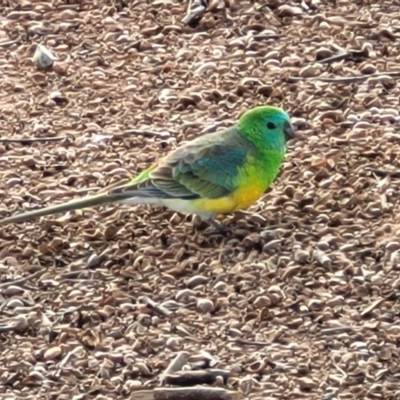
[252,34,281,41]
[318,326,356,336]
[164,369,231,386]
[288,71,400,83]
[124,129,170,138]
[0,37,21,48]
[368,168,400,178]
[361,298,386,318]
[153,387,241,400]
[228,338,269,346]
[314,52,352,65]
[0,269,44,290]
[0,136,67,144]
[311,48,369,65]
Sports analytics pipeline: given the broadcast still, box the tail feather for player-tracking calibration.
[0,192,121,226]
[0,165,161,226]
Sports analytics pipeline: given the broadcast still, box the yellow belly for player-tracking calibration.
[191,181,266,215]
[231,181,266,211]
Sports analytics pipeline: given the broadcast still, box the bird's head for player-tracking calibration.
[237,105,295,150]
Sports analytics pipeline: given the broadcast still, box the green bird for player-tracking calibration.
[0,105,294,231]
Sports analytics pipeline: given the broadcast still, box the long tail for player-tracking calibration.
[0,165,159,226]
[0,192,127,226]
[0,164,158,226]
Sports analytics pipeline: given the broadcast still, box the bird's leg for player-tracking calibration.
[203,218,233,235]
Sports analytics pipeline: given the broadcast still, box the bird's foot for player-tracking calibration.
[202,218,233,236]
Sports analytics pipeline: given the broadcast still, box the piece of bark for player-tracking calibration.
[163,351,190,377]
[153,387,241,400]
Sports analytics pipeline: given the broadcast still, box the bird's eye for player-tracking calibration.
[266,122,276,129]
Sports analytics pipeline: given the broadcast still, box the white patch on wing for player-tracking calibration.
[119,197,214,219]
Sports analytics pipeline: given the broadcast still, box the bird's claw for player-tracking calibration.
[202,219,233,236]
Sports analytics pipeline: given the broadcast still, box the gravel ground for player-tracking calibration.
[1,1,400,399]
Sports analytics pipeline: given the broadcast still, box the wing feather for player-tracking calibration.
[109,127,253,200]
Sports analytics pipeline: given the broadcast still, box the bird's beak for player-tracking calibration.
[284,121,295,141]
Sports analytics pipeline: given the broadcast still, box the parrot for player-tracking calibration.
[0,105,295,232]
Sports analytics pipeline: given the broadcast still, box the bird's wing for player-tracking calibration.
[109,128,250,200]
[0,129,250,225]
